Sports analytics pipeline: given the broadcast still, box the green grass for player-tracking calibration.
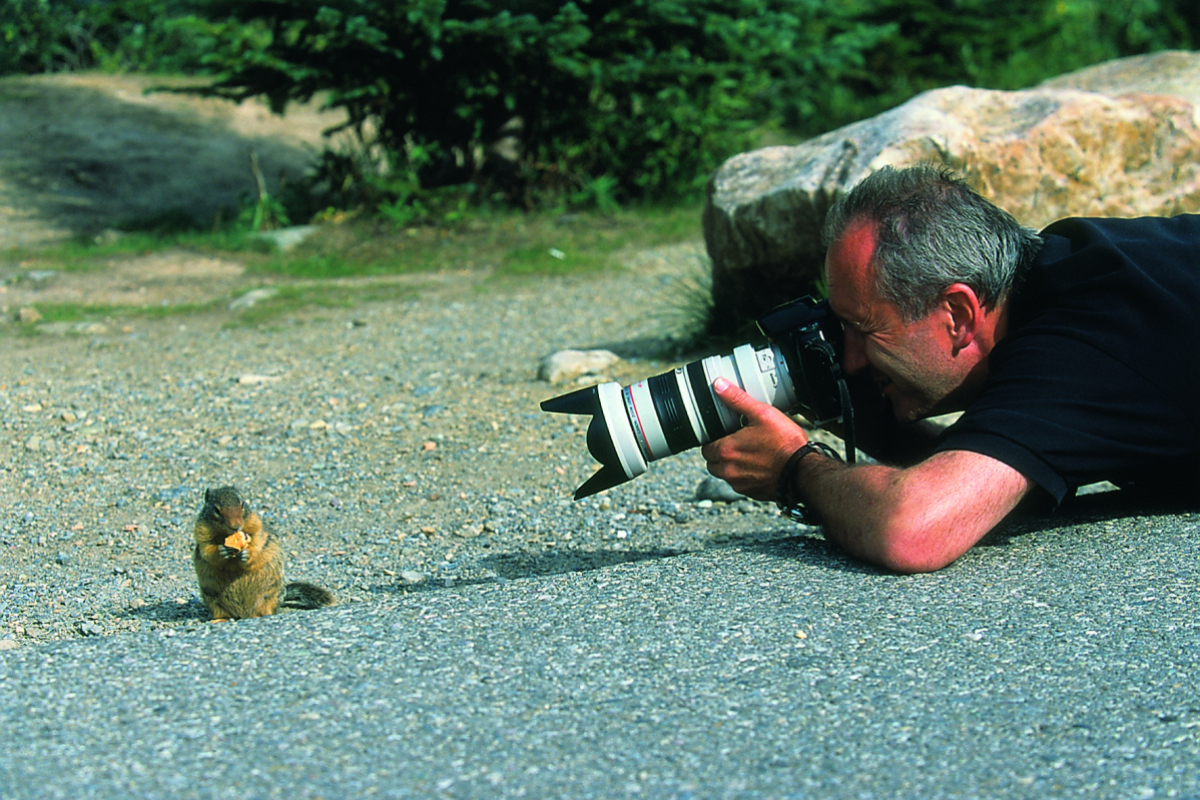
[226,281,421,327]
[10,227,271,273]
[12,299,219,335]
[12,281,423,334]
[6,202,709,334]
[8,202,702,279]
[245,202,704,279]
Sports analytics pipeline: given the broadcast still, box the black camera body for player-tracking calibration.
[755,295,848,428]
[541,295,855,499]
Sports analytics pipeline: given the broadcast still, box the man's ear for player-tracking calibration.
[940,283,983,354]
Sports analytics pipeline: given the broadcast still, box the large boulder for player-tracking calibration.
[1038,50,1200,106]
[703,51,1200,329]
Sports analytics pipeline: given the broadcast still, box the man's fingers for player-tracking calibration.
[712,377,755,413]
[712,377,778,427]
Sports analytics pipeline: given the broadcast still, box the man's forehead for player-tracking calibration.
[824,217,878,316]
[831,217,878,270]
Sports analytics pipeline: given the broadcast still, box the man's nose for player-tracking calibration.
[841,327,869,375]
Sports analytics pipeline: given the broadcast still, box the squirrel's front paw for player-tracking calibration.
[220,531,251,561]
[219,545,250,562]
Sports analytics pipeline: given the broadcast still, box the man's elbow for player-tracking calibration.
[870,517,968,574]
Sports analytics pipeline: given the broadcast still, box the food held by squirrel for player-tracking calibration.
[192,485,335,621]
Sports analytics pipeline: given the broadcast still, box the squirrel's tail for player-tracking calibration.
[282,581,336,609]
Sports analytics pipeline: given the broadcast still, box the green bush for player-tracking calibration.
[179,0,1200,211]
[0,0,265,76]
[184,0,890,209]
[6,0,1195,214]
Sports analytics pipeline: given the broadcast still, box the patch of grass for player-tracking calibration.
[6,202,704,281]
[499,243,611,275]
[656,253,722,354]
[19,298,218,326]
[246,202,704,279]
[5,225,271,274]
[256,254,362,280]
[225,281,421,327]
[6,201,711,337]
[16,280,421,332]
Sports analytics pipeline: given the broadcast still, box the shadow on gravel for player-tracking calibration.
[741,488,1200,573]
[984,484,1200,542]
[743,533,912,576]
[477,547,687,580]
[468,529,895,584]
[386,533,833,594]
[1053,486,1200,521]
[124,599,207,625]
[582,333,722,366]
[592,335,686,361]
[962,486,1199,549]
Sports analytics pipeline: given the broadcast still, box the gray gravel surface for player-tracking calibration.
[1,249,795,646]
[3,253,1199,799]
[1,509,1198,799]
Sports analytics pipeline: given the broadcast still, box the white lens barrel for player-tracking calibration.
[698,344,798,439]
[743,344,798,410]
[701,353,743,434]
[603,343,798,475]
[596,381,647,480]
[624,377,668,462]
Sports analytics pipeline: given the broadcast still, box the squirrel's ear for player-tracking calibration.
[204,488,214,503]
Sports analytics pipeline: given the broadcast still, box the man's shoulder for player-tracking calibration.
[1039,213,1200,247]
[1024,212,1200,303]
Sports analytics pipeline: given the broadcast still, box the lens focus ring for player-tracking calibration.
[686,361,726,444]
[647,372,700,453]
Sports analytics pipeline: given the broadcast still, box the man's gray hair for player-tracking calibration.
[821,164,1044,320]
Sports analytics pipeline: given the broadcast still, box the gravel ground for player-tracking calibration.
[0,246,815,647]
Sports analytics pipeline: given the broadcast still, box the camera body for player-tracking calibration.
[541,295,854,499]
[754,295,848,428]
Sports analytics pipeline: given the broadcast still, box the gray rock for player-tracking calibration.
[694,476,747,503]
[1038,49,1200,106]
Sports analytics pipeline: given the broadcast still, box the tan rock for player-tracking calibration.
[16,306,42,324]
[538,349,622,384]
[1038,50,1200,107]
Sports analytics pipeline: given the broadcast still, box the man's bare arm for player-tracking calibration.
[702,379,1033,573]
[792,449,1032,573]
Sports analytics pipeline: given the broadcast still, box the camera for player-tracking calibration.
[541,295,856,499]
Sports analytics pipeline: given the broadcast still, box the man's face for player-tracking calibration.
[824,219,964,422]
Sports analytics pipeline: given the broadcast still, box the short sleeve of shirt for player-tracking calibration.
[934,215,1200,504]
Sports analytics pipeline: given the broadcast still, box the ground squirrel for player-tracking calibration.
[192,486,335,621]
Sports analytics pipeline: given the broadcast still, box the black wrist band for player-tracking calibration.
[775,441,842,524]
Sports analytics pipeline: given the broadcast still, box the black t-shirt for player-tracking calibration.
[935,214,1200,503]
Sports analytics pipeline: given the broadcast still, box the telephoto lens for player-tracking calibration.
[541,295,853,500]
[540,343,798,499]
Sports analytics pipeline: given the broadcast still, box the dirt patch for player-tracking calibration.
[0,72,347,249]
[2,249,249,310]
